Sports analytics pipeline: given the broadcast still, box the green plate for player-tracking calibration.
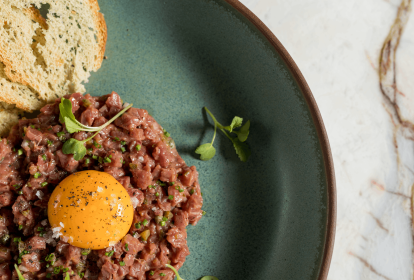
[86,0,336,279]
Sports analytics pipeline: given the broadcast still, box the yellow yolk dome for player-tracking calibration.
[48,170,134,249]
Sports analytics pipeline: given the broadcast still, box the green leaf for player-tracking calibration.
[65,272,70,280]
[200,277,219,280]
[62,138,86,161]
[228,116,243,132]
[232,138,251,162]
[195,143,216,161]
[234,120,250,142]
[14,264,25,280]
[59,98,77,123]
[64,117,83,133]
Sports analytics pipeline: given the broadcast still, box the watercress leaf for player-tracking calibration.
[232,137,250,162]
[14,264,25,280]
[195,143,216,161]
[64,117,83,133]
[165,264,184,280]
[234,120,250,142]
[200,277,219,280]
[59,98,77,123]
[223,117,243,132]
[228,116,243,132]
[62,138,87,161]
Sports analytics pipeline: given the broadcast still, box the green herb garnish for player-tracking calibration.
[105,250,114,257]
[119,261,125,266]
[14,264,25,280]
[200,277,219,280]
[195,107,250,162]
[65,272,70,280]
[59,98,133,160]
[166,264,184,280]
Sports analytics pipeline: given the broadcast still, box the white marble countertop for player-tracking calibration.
[239,0,414,279]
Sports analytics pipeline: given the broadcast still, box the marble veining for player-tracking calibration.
[240,0,414,279]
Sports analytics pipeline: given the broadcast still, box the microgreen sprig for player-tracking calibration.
[14,264,25,280]
[59,98,132,160]
[166,264,184,280]
[195,107,250,162]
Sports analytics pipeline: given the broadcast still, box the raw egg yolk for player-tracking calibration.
[48,170,133,249]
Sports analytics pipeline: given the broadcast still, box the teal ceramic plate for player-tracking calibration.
[86,0,336,279]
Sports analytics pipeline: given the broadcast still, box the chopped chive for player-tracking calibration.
[121,141,126,145]
[13,237,21,243]
[41,182,48,187]
[13,184,20,189]
[179,188,184,193]
[81,249,90,256]
[105,250,114,257]
[160,273,166,277]
[104,157,111,163]
[135,144,141,151]
[162,217,168,221]
[37,227,44,231]
[84,158,90,164]
[157,180,166,186]
[120,147,126,153]
[41,155,47,161]
[160,221,166,226]
[47,140,53,146]
[134,222,141,229]
[57,131,65,137]
[79,272,84,278]
[18,224,23,230]
[155,192,159,197]
[169,182,174,186]
[18,149,23,156]
[125,243,129,251]
[190,189,195,195]
[119,261,125,266]
[149,271,154,276]
[34,172,41,179]
[202,211,206,216]
[17,191,23,195]
[93,141,101,148]
[92,155,98,160]
[46,273,52,278]
[168,195,174,200]
[142,219,149,226]
[30,124,35,129]
[53,266,61,274]
[114,137,120,141]
[62,268,69,273]
[12,148,15,152]
[163,129,170,137]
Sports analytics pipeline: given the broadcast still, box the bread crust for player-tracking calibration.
[88,0,108,71]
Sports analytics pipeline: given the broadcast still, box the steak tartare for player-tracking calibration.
[0,92,204,280]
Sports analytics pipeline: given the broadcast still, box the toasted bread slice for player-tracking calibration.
[0,0,107,108]
[0,101,21,137]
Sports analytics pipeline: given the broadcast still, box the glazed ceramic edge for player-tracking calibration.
[222,0,337,279]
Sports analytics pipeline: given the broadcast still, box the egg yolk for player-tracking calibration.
[48,170,134,249]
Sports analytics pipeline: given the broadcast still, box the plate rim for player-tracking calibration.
[222,0,337,278]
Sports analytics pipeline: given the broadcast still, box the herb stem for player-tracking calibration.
[204,107,224,129]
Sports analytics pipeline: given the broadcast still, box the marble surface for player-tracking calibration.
[239,0,414,279]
